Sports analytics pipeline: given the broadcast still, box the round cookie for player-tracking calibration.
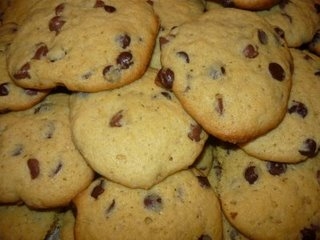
[73,170,222,240]
[6,0,159,92]
[159,8,293,143]
[240,49,320,163]
[70,68,208,189]
[149,0,205,69]
[0,204,75,240]
[0,22,50,113]
[0,93,94,209]
[207,0,280,10]
[213,143,320,240]
[257,0,320,47]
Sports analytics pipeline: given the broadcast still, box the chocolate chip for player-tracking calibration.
[160,91,172,100]
[109,110,123,127]
[258,29,268,44]
[116,51,133,69]
[105,199,116,217]
[104,5,116,13]
[27,158,40,179]
[102,65,121,82]
[299,139,318,158]
[32,43,48,60]
[288,100,308,118]
[33,103,52,114]
[0,83,9,96]
[188,123,203,142]
[274,27,285,40]
[244,165,258,184]
[198,235,212,240]
[215,93,224,115]
[243,44,259,58]
[55,3,65,16]
[91,180,105,199]
[117,34,131,49]
[49,16,65,34]
[94,0,105,8]
[52,162,62,176]
[266,161,287,175]
[197,176,211,188]
[314,70,320,77]
[144,193,162,212]
[13,62,31,80]
[177,51,190,63]
[159,36,169,48]
[268,62,285,81]
[300,227,316,240]
[155,68,174,89]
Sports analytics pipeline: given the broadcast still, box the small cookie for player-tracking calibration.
[149,0,205,69]
[207,0,280,10]
[159,8,293,143]
[0,204,75,240]
[0,22,50,113]
[240,49,320,163]
[0,93,94,209]
[7,0,159,92]
[212,143,320,240]
[73,170,222,240]
[70,68,208,189]
[257,0,320,47]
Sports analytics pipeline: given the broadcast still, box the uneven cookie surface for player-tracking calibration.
[7,0,159,92]
[73,170,222,240]
[159,8,293,143]
[241,49,320,163]
[0,93,94,208]
[70,68,208,189]
[211,143,320,240]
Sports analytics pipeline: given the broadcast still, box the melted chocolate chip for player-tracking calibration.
[300,227,316,240]
[299,139,318,158]
[116,51,133,69]
[144,193,162,212]
[243,44,259,58]
[177,51,190,63]
[55,3,65,16]
[109,110,123,127]
[13,62,31,80]
[188,123,202,142]
[269,62,285,81]
[288,100,308,118]
[197,176,211,189]
[258,29,268,44]
[49,16,65,34]
[91,180,105,199]
[244,165,258,184]
[104,5,116,13]
[155,68,174,89]
[27,158,40,179]
[0,83,9,96]
[198,235,212,240]
[32,43,48,60]
[266,161,287,175]
[118,34,131,49]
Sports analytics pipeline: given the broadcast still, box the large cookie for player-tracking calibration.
[212,142,320,240]
[149,0,205,69]
[0,93,94,209]
[6,0,159,92]
[0,22,50,113]
[159,8,293,143]
[73,170,222,240]
[240,48,320,163]
[0,204,74,240]
[70,68,208,189]
[257,0,320,47]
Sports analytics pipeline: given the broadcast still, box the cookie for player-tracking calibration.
[73,169,222,240]
[159,8,293,143]
[149,0,205,69]
[0,93,94,209]
[0,22,50,113]
[0,204,75,240]
[6,0,159,92]
[257,0,320,47]
[240,49,320,163]
[212,142,320,240]
[70,68,208,189]
[207,0,280,10]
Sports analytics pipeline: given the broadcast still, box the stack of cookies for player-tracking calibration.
[0,0,319,239]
